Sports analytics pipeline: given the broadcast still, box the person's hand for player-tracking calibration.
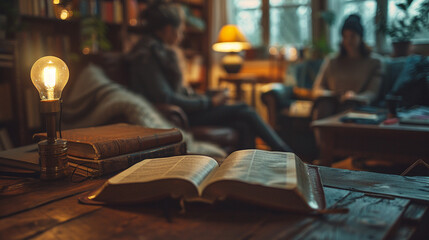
[211,92,228,107]
[343,91,356,100]
[341,90,356,101]
[341,91,370,105]
[313,89,334,98]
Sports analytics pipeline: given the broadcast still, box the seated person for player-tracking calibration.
[312,14,382,119]
[62,63,227,158]
[127,1,292,152]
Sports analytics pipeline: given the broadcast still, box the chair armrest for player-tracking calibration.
[261,83,295,108]
[260,83,295,127]
[155,104,190,130]
[293,87,315,100]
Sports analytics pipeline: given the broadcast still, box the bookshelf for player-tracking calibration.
[0,40,21,148]
[1,0,209,146]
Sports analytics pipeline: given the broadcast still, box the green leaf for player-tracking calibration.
[396,3,407,11]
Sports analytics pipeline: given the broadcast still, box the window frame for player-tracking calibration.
[232,0,428,56]
[232,0,312,48]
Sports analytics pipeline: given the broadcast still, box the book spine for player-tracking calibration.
[0,83,14,122]
[113,0,122,24]
[46,0,54,18]
[127,0,137,26]
[33,0,39,16]
[105,1,114,23]
[69,141,186,176]
[93,130,183,159]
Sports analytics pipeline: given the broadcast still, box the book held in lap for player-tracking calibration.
[83,149,326,213]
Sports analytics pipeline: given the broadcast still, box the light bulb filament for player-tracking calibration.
[43,66,56,99]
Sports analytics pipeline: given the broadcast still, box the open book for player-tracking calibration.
[84,150,326,213]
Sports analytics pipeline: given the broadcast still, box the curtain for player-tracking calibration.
[208,0,233,87]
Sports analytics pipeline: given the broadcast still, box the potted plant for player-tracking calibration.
[384,0,429,57]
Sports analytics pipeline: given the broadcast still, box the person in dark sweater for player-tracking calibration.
[128,2,292,152]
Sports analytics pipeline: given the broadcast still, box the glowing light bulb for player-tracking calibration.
[30,56,69,101]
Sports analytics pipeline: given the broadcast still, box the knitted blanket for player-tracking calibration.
[62,64,226,158]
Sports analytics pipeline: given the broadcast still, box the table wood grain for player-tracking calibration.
[0,167,428,240]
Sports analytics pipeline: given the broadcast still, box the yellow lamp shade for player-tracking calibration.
[212,25,251,52]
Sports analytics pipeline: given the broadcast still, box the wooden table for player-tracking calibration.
[219,74,271,107]
[1,166,428,239]
[311,112,429,166]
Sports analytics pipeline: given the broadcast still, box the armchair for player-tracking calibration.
[155,104,239,154]
[260,84,329,161]
[82,52,240,154]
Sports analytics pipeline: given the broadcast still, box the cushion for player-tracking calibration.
[390,55,429,108]
[374,56,408,106]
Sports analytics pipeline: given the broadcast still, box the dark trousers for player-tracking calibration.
[188,103,292,152]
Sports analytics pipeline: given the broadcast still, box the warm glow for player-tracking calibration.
[30,56,69,100]
[281,46,298,61]
[82,47,90,55]
[213,25,250,52]
[60,9,69,20]
[287,47,299,61]
[53,0,60,4]
[43,66,56,99]
[129,18,137,26]
[43,66,57,89]
[269,46,278,56]
[213,42,250,52]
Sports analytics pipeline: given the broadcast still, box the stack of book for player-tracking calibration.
[0,123,186,177]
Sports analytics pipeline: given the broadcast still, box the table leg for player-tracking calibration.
[235,82,243,101]
[251,82,256,107]
[315,129,334,166]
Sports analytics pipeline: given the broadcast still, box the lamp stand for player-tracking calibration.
[38,100,69,180]
[222,52,243,74]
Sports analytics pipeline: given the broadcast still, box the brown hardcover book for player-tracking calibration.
[82,150,327,213]
[69,140,187,177]
[0,141,186,178]
[33,124,183,160]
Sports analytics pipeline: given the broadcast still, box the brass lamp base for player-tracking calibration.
[38,139,69,180]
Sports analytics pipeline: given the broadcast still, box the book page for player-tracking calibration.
[109,155,218,188]
[203,149,297,190]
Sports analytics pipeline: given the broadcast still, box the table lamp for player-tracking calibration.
[30,56,69,180]
[212,24,250,74]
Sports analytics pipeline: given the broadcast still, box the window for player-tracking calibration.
[387,0,429,44]
[269,0,312,47]
[232,0,263,47]
[329,0,429,51]
[328,0,377,49]
[231,0,312,48]
[232,0,429,53]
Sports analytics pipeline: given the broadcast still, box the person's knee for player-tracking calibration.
[237,106,260,120]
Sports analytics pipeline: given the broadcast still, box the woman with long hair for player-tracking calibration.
[312,14,382,119]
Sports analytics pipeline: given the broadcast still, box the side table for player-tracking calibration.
[218,74,270,107]
[311,112,429,166]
